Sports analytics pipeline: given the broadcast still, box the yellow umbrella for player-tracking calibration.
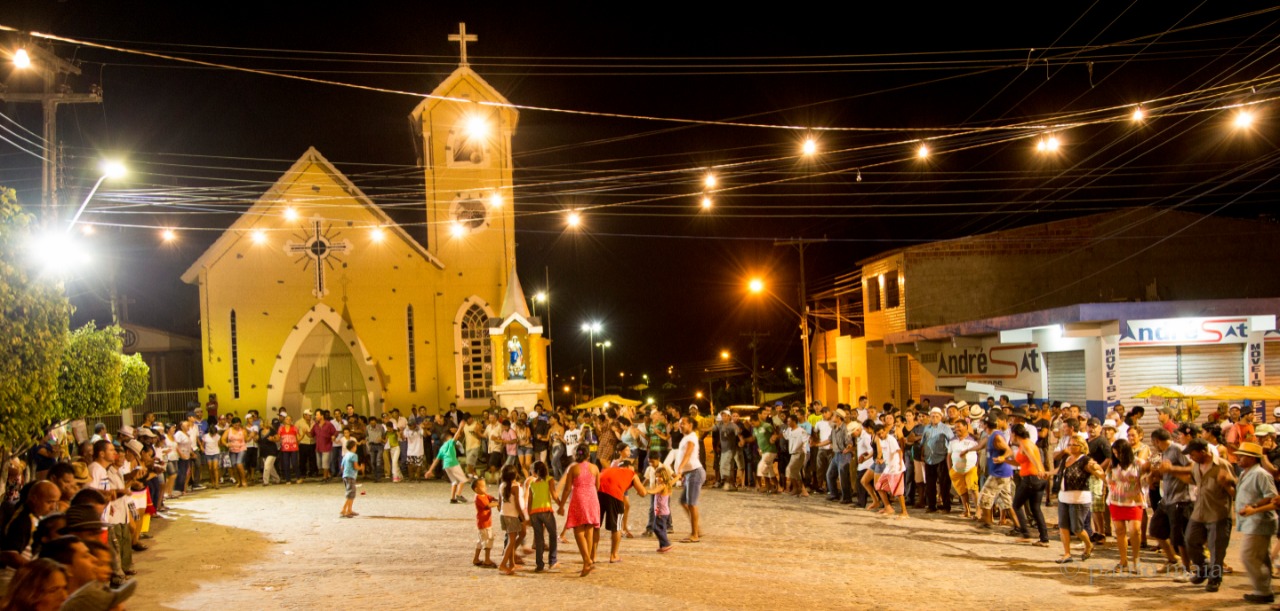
[572,394,642,411]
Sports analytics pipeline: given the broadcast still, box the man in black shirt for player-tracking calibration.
[1086,418,1113,541]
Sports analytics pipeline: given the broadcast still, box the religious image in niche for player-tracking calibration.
[507,334,526,380]
[448,129,487,166]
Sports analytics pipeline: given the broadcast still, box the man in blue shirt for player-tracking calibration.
[1234,442,1277,603]
[921,407,955,513]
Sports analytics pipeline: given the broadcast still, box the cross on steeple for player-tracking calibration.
[448,22,478,67]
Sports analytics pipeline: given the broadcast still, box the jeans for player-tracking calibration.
[530,511,558,570]
[924,461,952,512]
[646,495,658,533]
[1013,476,1049,542]
[176,458,191,493]
[653,513,672,548]
[299,443,315,477]
[856,468,869,507]
[1187,519,1231,582]
[262,455,280,485]
[826,454,853,502]
[815,449,833,491]
[1240,532,1274,596]
[389,446,402,480]
[550,445,565,478]
[367,443,384,480]
[719,449,743,482]
[279,451,298,482]
[329,447,343,476]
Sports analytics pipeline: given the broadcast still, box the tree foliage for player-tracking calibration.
[119,352,150,410]
[56,323,123,421]
[0,188,71,456]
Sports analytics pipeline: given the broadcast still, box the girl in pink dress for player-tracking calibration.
[558,446,601,576]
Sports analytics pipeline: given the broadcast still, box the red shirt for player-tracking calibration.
[475,494,495,529]
[599,467,635,501]
[278,425,299,452]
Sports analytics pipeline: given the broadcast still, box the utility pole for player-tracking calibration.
[0,44,103,222]
[740,331,770,405]
[775,237,827,407]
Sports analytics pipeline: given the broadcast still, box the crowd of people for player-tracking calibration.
[7,392,1280,603]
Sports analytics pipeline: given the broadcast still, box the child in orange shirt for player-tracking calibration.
[472,479,497,567]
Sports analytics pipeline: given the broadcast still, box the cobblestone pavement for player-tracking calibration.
[134,480,1257,610]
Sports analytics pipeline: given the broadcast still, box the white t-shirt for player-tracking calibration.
[563,428,581,458]
[815,419,834,444]
[948,437,979,473]
[785,426,808,455]
[678,432,702,473]
[404,429,424,457]
[879,435,904,475]
[201,433,220,455]
[855,408,869,423]
[856,432,875,470]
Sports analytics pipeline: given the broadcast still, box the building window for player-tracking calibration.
[867,275,882,312]
[230,309,240,399]
[885,269,900,309]
[407,305,417,392]
[460,304,492,399]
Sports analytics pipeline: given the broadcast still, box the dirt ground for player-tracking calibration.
[131,479,1262,610]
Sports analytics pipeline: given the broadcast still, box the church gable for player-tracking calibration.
[180,147,442,287]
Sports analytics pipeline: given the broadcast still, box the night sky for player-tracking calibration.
[2,3,1277,393]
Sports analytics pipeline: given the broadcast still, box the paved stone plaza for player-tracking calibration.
[133,481,1253,610]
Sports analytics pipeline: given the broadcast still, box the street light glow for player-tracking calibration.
[581,321,601,333]
[748,278,765,294]
[284,206,299,221]
[370,226,386,242]
[1131,107,1145,122]
[1234,109,1255,130]
[701,196,712,210]
[13,49,31,69]
[99,160,126,180]
[720,350,730,360]
[695,391,703,399]
[161,228,177,242]
[917,143,929,159]
[534,291,547,303]
[566,211,581,228]
[802,137,817,156]
[251,229,267,244]
[465,114,489,139]
[450,222,466,238]
[703,173,717,189]
[490,191,503,208]
[80,224,95,236]
[29,232,90,274]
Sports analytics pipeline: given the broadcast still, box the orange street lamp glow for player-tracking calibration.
[566,211,581,228]
[161,228,176,242]
[802,137,818,156]
[917,143,929,159]
[284,206,298,221]
[748,278,765,294]
[370,227,386,242]
[1234,109,1255,130]
[449,222,466,238]
[251,230,267,244]
[1131,107,1145,122]
[701,196,712,210]
[703,173,717,189]
[465,115,489,139]
[695,391,703,399]
[720,350,730,360]
[489,192,503,208]
[13,49,31,69]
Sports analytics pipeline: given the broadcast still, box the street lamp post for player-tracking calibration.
[66,160,126,233]
[581,322,601,398]
[748,277,810,406]
[534,285,552,408]
[597,340,612,394]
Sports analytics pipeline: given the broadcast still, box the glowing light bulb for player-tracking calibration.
[161,228,176,242]
[465,115,489,138]
[701,196,712,210]
[802,137,818,156]
[1234,109,1255,130]
[80,224,95,236]
[99,160,126,180]
[450,222,465,238]
[284,207,298,221]
[917,143,930,159]
[748,278,764,294]
[1131,107,1145,122]
[1045,136,1060,152]
[13,49,31,69]
[567,211,581,228]
[489,191,502,208]
[370,226,386,242]
[251,230,267,244]
[704,173,717,189]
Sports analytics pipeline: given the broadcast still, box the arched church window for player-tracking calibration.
[460,304,492,399]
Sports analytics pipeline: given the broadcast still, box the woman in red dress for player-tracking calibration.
[558,446,601,576]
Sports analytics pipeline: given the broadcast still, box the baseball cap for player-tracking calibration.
[1256,423,1276,437]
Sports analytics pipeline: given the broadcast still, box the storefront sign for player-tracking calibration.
[1120,317,1252,347]
[1102,334,1119,406]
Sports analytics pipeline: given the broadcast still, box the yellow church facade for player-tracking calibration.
[182,60,546,417]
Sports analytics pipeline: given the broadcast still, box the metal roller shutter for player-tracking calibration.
[1120,345,1243,433]
[1045,351,1086,406]
[1119,347,1178,434]
[1265,342,1280,385]
[1180,344,1244,386]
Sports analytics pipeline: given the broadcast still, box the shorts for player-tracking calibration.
[406,455,424,467]
[343,477,356,499]
[488,452,504,469]
[165,462,178,476]
[518,447,533,457]
[786,456,805,481]
[204,453,219,464]
[757,452,777,477]
[978,476,1013,511]
[1148,506,1171,540]
[949,468,978,495]
[1163,501,1192,549]
[913,459,926,482]
[445,465,466,484]
[1088,476,1107,512]
[1108,504,1143,522]
[680,468,705,506]
[599,493,625,532]
[466,447,482,467]
[504,454,518,467]
[500,515,523,534]
[476,526,494,550]
[229,451,245,466]
[877,472,905,497]
[1057,502,1090,535]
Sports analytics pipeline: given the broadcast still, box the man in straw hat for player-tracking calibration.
[1234,441,1277,603]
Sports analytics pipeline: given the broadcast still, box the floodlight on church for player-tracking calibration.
[489,191,503,209]
[450,221,466,238]
[284,206,299,221]
[370,226,386,242]
[13,48,31,69]
[251,229,267,244]
[465,115,489,139]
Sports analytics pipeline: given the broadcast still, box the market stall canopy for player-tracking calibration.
[572,395,642,411]
[1134,385,1280,402]
[726,404,760,412]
